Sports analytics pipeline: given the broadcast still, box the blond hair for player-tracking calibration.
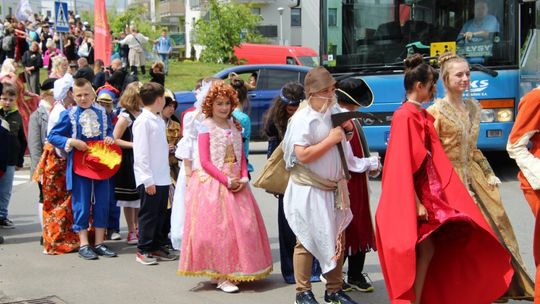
[51,55,68,77]
[119,82,143,113]
[438,52,469,91]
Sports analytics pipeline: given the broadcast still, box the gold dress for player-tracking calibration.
[166,119,182,208]
[428,98,534,301]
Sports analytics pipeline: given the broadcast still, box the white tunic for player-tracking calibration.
[283,103,353,274]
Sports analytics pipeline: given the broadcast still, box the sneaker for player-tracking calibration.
[216,279,239,293]
[295,291,320,304]
[126,232,138,245]
[0,218,15,229]
[324,290,358,304]
[342,281,354,292]
[94,244,118,257]
[78,245,99,260]
[347,274,374,293]
[151,248,178,261]
[136,251,158,265]
[110,231,121,241]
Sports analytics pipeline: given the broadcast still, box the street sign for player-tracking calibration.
[54,1,69,33]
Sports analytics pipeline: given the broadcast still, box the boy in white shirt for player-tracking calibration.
[133,82,177,265]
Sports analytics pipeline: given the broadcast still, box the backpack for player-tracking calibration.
[2,35,12,52]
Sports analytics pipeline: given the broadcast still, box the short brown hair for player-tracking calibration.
[73,77,92,89]
[2,83,17,97]
[201,81,239,118]
[140,82,165,106]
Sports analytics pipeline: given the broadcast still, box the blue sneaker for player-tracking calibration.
[296,291,320,304]
[324,290,358,304]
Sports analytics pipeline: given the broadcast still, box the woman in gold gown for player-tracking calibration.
[427,52,534,301]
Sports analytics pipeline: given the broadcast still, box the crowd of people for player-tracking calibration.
[1,11,540,304]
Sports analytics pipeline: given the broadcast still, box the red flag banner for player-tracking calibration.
[94,0,112,66]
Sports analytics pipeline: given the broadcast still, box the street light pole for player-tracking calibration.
[277,7,284,45]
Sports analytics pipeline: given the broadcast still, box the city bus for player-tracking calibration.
[320,0,539,155]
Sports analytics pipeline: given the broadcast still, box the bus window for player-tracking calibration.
[322,0,518,70]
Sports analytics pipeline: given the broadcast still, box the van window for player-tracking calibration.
[286,57,298,65]
[258,69,301,90]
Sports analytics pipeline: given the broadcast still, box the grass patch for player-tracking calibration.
[37,60,233,92]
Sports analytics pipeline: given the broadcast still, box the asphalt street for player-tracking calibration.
[0,146,535,304]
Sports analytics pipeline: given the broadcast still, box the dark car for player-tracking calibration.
[175,64,312,139]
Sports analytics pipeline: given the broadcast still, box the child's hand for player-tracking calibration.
[328,127,344,145]
[232,183,245,193]
[229,178,240,190]
[146,184,156,195]
[72,139,88,151]
[340,120,353,132]
[104,136,114,145]
[416,201,428,222]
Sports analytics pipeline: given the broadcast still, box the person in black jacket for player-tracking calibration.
[149,61,165,87]
[73,57,95,83]
[0,83,27,229]
[93,59,107,89]
[21,41,43,94]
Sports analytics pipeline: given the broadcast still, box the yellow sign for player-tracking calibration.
[430,42,456,58]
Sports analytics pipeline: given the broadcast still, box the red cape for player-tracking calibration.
[376,102,513,303]
[346,119,376,253]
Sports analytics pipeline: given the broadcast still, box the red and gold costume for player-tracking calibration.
[376,102,513,303]
[508,88,540,303]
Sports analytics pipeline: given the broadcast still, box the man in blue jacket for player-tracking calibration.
[153,29,173,75]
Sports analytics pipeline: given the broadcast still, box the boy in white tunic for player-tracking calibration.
[283,67,359,304]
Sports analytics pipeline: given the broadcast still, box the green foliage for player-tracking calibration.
[109,6,158,40]
[80,11,94,28]
[194,0,262,64]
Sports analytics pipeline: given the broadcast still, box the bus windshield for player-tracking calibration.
[321,0,518,72]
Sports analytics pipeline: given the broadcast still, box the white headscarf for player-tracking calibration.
[53,73,74,101]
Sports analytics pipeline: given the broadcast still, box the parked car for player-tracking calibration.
[175,64,312,139]
[234,43,319,67]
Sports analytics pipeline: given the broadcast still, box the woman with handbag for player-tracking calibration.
[262,81,322,285]
[118,25,149,76]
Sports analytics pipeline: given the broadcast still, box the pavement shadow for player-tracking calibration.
[188,273,290,293]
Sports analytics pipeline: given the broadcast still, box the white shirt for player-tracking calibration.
[133,108,171,187]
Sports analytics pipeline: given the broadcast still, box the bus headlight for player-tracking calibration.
[496,108,514,122]
[480,109,495,122]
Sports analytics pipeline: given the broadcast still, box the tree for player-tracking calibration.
[193,0,262,63]
[109,6,157,39]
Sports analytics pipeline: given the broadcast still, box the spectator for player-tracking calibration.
[49,55,69,79]
[63,35,78,64]
[93,59,107,89]
[0,83,27,229]
[118,25,149,76]
[21,41,43,94]
[149,61,165,87]
[77,31,94,65]
[153,29,173,75]
[73,57,94,83]
[107,58,127,93]
[2,26,15,61]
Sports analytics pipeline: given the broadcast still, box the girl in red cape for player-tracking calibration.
[375,54,513,304]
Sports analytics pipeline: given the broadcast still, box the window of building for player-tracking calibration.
[328,8,337,27]
[47,10,51,18]
[251,8,261,15]
[291,8,301,26]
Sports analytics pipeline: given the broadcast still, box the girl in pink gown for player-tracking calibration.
[178,81,272,293]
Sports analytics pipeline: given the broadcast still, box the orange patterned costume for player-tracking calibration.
[508,88,540,303]
[33,143,79,254]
